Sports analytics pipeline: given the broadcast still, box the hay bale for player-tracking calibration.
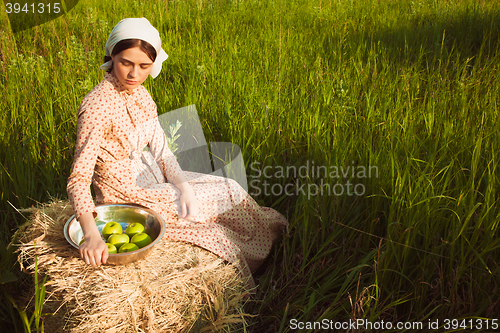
[17,199,251,332]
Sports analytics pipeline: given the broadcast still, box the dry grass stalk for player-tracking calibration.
[17,199,251,332]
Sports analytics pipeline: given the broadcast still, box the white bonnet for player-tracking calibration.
[99,18,168,79]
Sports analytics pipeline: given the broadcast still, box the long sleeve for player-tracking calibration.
[148,117,184,183]
[67,97,112,219]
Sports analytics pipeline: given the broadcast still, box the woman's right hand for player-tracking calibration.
[79,233,109,266]
[77,212,109,266]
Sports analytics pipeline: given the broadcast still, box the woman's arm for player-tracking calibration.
[147,114,199,220]
[67,93,112,265]
[67,95,111,220]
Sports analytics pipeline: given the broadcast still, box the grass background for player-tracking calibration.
[1,0,500,331]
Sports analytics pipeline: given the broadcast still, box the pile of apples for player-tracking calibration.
[80,221,153,253]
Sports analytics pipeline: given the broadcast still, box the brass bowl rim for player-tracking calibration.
[63,203,166,259]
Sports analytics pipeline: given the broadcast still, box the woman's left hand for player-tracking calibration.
[179,186,199,220]
[172,173,200,220]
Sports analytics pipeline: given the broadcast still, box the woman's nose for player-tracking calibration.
[129,66,138,78]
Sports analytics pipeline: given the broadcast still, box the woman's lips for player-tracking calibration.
[126,80,137,85]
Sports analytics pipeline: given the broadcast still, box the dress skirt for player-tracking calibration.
[92,156,287,288]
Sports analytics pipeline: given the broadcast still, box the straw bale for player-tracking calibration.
[17,199,252,332]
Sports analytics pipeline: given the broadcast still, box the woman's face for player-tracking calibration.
[110,46,154,91]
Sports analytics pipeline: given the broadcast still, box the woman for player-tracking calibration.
[67,18,287,288]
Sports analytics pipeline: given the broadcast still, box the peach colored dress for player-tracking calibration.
[67,72,287,287]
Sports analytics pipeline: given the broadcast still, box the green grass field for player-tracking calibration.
[1,0,500,331]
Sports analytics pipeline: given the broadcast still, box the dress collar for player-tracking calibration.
[104,71,138,96]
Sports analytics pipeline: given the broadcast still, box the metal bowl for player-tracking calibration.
[64,203,165,265]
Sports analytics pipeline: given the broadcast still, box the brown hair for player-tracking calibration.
[104,39,157,69]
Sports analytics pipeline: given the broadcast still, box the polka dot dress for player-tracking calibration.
[67,72,288,288]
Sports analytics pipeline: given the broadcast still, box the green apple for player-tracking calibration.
[118,243,139,253]
[105,232,120,242]
[131,233,153,249]
[102,221,123,240]
[107,233,129,250]
[106,243,118,254]
[104,232,121,243]
[125,223,145,238]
